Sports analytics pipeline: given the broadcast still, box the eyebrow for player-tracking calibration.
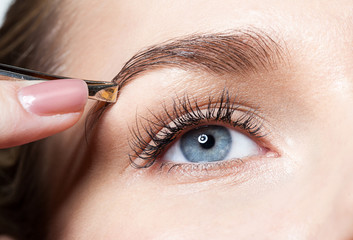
[112,28,287,87]
[86,29,287,133]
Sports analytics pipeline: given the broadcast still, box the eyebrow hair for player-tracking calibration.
[86,29,287,134]
[112,28,286,87]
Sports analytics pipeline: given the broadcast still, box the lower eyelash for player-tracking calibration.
[129,89,264,169]
[157,158,248,182]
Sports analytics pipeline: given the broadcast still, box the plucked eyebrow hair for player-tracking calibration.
[86,28,287,133]
[111,28,286,87]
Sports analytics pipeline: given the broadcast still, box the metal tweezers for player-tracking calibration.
[0,63,119,103]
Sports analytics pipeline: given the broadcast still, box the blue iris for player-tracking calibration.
[180,125,232,162]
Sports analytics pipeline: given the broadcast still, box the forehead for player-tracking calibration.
[59,0,353,81]
[65,0,353,38]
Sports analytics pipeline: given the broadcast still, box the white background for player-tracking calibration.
[0,0,13,26]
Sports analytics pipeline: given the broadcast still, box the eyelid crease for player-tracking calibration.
[128,89,267,169]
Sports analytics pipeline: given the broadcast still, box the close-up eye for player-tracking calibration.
[129,91,274,175]
[163,124,262,163]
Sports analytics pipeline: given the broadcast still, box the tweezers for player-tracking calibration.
[0,63,118,103]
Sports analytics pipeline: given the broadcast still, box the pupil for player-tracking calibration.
[198,134,215,149]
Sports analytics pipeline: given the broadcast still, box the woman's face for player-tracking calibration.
[45,0,353,239]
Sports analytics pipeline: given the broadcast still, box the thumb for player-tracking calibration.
[0,79,88,149]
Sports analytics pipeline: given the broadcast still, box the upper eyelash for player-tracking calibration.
[129,89,264,169]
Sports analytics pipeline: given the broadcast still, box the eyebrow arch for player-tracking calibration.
[86,28,287,134]
[112,28,287,87]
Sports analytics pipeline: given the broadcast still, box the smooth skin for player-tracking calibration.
[8,0,353,239]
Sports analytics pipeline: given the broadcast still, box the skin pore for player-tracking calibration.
[39,0,353,239]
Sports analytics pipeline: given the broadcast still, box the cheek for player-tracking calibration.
[48,161,328,240]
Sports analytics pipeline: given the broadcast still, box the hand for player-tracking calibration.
[0,79,88,149]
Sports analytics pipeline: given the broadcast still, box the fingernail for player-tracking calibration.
[18,79,88,116]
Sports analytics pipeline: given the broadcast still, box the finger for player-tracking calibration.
[0,79,88,149]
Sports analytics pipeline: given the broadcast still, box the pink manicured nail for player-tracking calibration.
[18,79,88,116]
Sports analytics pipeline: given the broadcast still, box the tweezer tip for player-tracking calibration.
[88,85,119,103]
